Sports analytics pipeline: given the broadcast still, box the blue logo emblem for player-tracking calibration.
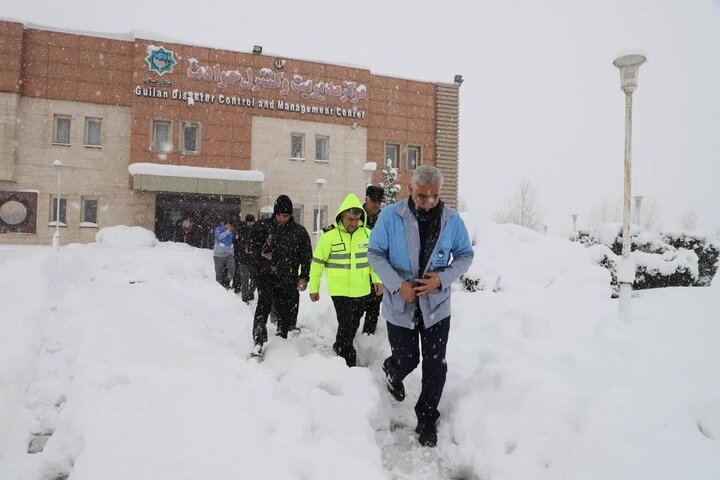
[145,45,176,76]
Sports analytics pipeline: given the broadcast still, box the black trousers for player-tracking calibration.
[232,259,242,293]
[331,296,366,367]
[234,262,256,302]
[383,316,450,427]
[362,284,382,334]
[253,282,299,345]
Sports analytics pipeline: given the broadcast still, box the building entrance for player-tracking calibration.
[154,193,241,246]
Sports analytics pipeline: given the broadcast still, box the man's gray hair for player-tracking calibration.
[411,165,443,189]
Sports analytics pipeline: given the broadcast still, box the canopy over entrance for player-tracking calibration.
[128,163,264,196]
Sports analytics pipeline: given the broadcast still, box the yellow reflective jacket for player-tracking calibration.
[309,193,381,297]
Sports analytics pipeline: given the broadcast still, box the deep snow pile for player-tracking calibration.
[1,224,718,480]
[462,219,612,294]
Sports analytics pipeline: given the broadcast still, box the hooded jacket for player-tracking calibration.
[309,193,381,297]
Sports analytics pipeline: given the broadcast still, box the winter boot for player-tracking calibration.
[415,423,437,447]
[382,364,405,402]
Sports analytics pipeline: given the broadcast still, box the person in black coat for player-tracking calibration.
[233,214,257,302]
[361,185,384,334]
[250,195,312,356]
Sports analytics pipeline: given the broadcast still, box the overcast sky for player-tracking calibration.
[4,0,719,234]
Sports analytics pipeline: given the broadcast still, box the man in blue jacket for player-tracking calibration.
[213,219,235,289]
[368,165,474,448]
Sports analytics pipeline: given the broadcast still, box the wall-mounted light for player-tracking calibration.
[253,45,263,55]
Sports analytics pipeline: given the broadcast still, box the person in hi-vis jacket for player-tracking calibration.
[309,193,382,367]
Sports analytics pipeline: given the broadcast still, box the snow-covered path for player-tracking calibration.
[0,237,459,479]
[2,225,719,480]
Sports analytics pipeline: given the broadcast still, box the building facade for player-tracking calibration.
[0,21,460,246]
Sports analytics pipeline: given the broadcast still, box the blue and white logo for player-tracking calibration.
[145,45,176,76]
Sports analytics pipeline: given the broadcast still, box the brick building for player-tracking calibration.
[0,20,460,246]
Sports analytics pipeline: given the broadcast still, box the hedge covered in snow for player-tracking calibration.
[572,224,719,293]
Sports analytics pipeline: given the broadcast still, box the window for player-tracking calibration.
[315,135,329,162]
[181,122,200,154]
[83,117,102,147]
[152,119,172,152]
[293,205,303,224]
[313,206,327,232]
[49,195,67,225]
[54,115,71,145]
[81,197,98,225]
[407,145,421,171]
[385,143,400,168]
[290,133,305,159]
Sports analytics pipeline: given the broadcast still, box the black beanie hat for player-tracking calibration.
[273,195,293,215]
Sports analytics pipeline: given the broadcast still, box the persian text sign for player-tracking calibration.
[186,58,368,104]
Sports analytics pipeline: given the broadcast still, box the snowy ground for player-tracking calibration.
[1,223,718,480]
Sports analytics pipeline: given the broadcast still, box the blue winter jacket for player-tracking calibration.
[368,199,474,329]
[213,226,235,257]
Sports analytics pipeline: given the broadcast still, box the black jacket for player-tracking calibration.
[234,222,255,265]
[250,216,312,286]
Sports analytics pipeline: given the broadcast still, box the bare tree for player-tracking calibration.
[681,209,699,231]
[637,198,660,231]
[588,197,661,231]
[494,181,544,231]
[588,199,622,229]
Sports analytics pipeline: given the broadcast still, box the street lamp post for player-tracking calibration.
[315,178,326,244]
[362,162,377,187]
[613,53,646,320]
[633,195,643,226]
[52,159,65,251]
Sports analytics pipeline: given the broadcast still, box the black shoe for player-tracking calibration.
[415,423,437,447]
[382,365,405,402]
[250,344,264,358]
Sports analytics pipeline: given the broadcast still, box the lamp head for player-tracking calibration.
[613,54,647,94]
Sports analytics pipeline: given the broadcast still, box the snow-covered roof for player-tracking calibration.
[1,18,135,42]
[128,163,264,182]
[2,17,450,84]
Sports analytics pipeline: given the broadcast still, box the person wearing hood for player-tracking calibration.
[250,195,312,357]
[309,193,383,367]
